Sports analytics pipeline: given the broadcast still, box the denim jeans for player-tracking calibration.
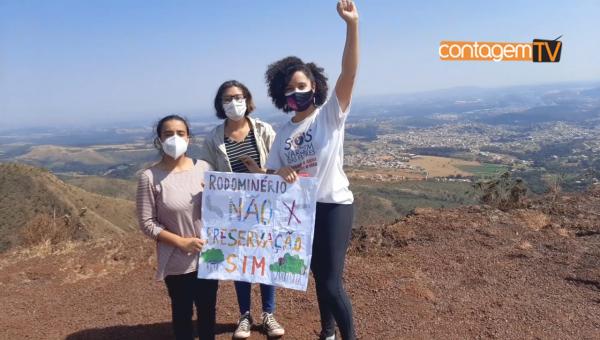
[234,281,276,315]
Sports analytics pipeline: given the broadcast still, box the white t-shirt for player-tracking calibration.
[266,94,354,204]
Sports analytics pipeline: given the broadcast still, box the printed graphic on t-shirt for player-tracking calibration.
[283,128,317,172]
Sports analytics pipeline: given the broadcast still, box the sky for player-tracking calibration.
[1,0,599,129]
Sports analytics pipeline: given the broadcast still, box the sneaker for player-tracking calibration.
[261,312,285,337]
[233,312,252,339]
[319,331,336,340]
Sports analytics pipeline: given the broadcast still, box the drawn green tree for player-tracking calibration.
[200,248,225,264]
[270,253,306,274]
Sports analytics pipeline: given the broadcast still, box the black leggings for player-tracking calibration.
[311,202,356,340]
[164,271,219,340]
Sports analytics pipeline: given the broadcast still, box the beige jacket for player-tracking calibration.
[199,117,276,172]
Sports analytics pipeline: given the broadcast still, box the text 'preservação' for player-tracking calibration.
[198,171,318,291]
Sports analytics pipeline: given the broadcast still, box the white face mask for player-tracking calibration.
[223,98,247,121]
[161,134,188,159]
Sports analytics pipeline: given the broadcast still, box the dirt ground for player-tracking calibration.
[1,189,599,339]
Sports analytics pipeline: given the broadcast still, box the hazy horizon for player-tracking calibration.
[1,78,600,132]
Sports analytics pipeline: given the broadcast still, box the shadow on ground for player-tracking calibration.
[65,322,280,339]
[65,322,238,339]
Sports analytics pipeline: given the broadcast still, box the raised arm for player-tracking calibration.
[335,0,359,112]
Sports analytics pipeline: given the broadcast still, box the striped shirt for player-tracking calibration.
[224,128,261,173]
[136,159,213,280]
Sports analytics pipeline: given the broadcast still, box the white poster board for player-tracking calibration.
[198,171,318,291]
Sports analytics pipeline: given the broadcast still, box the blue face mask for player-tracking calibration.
[285,89,314,112]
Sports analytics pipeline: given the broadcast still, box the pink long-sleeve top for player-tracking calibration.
[136,159,212,280]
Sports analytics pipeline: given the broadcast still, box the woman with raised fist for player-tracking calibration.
[264,1,360,339]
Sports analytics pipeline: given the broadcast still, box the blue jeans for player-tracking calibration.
[234,281,276,315]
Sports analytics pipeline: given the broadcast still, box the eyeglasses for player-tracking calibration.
[222,95,245,104]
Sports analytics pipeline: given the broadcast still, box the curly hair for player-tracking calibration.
[265,56,329,112]
[213,80,256,119]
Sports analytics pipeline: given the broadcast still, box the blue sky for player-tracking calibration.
[1,0,599,129]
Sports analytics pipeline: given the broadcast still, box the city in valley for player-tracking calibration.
[2,82,600,225]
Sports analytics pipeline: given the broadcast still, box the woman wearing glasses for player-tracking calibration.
[199,80,284,339]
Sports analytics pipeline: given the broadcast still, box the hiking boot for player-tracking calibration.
[233,312,252,339]
[261,312,285,337]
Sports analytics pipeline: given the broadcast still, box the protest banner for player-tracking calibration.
[198,171,318,291]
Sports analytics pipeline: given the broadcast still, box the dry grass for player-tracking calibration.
[408,155,479,177]
[515,210,551,231]
[347,168,424,181]
[16,145,114,165]
[19,213,84,247]
[0,163,136,252]
[63,175,137,200]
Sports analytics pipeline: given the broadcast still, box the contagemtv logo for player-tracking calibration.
[439,36,562,62]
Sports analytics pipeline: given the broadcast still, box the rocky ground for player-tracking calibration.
[1,189,599,339]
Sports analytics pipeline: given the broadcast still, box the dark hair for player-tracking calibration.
[265,56,328,113]
[152,114,192,151]
[213,80,256,119]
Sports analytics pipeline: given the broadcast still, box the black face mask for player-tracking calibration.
[285,90,314,112]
